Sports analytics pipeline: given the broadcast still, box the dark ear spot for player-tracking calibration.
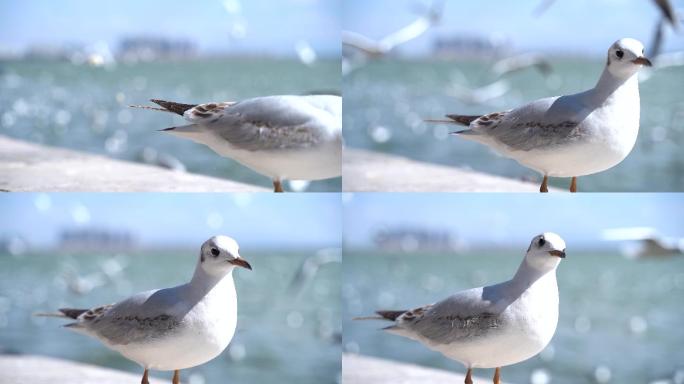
[201,254,205,262]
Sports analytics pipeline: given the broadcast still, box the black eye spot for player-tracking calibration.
[616,50,624,59]
[211,248,220,257]
[538,237,546,247]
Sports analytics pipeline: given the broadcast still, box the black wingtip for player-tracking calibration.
[58,308,88,319]
[446,114,482,126]
[149,99,197,116]
[158,127,175,132]
[376,310,407,321]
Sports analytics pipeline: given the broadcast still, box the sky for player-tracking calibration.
[0,0,341,56]
[344,0,684,56]
[2,0,682,58]
[0,193,341,249]
[342,193,684,249]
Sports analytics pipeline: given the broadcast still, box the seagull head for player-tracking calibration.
[525,232,566,271]
[199,235,252,275]
[606,38,652,78]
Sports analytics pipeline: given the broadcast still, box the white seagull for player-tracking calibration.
[428,38,652,192]
[132,95,342,192]
[356,233,567,384]
[38,236,252,384]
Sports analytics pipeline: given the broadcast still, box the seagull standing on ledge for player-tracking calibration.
[132,95,342,192]
[38,236,252,384]
[428,38,651,192]
[356,233,567,384]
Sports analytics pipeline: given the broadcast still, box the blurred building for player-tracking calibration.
[59,228,137,252]
[373,228,459,252]
[118,37,198,62]
[432,35,511,58]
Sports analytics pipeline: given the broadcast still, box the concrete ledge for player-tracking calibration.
[0,354,169,384]
[343,148,553,192]
[0,135,268,192]
[343,353,510,384]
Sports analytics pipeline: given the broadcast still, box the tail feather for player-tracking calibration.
[34,308,88,319]
[150,99,198,116]
[128,104,174,113]
[157,124,201,134]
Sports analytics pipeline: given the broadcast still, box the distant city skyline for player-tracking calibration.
[0,194,341,249]
[3,0,683,59]
[344,0,684,56]
[343,194,684,250]
[0,0,341,57]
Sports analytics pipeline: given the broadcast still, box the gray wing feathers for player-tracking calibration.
[205,96,338,151]
[399,287,504,344]
[468,96,585,151]
[77,289,183,345]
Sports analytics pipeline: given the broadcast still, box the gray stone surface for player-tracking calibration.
[0,354,170,384]
[342,353,511,384]
[0,135,268,192]
[343,148,557,192]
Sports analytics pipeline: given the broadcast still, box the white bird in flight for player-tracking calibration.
[132,95,342,192]
[342,0,443,57]
[356,233,567,384]
[38,236,252,384]
[429,38,652,192]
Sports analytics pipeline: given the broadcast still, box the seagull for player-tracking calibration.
[492,53,553,79]
[342,0,443,57]
[602,227,684,259]
[428,38,652,192]
[355,233,567,384]
[447,79,511,105]
[131,95,342,192]
[37,236,252,384]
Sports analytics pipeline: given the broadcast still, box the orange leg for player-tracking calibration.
[173,370,180,384]
[493,367,501,384]
[540,175,549,193]
[570,176,577,193]
[141,369,150,384]
[465,368,473,384]
[273,180,284,193]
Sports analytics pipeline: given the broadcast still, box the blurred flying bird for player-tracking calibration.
[288,248,341,297]
[342,0,444,57]
[602,227,684,259]
[447,79,511,105]
[492,53,553,78]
